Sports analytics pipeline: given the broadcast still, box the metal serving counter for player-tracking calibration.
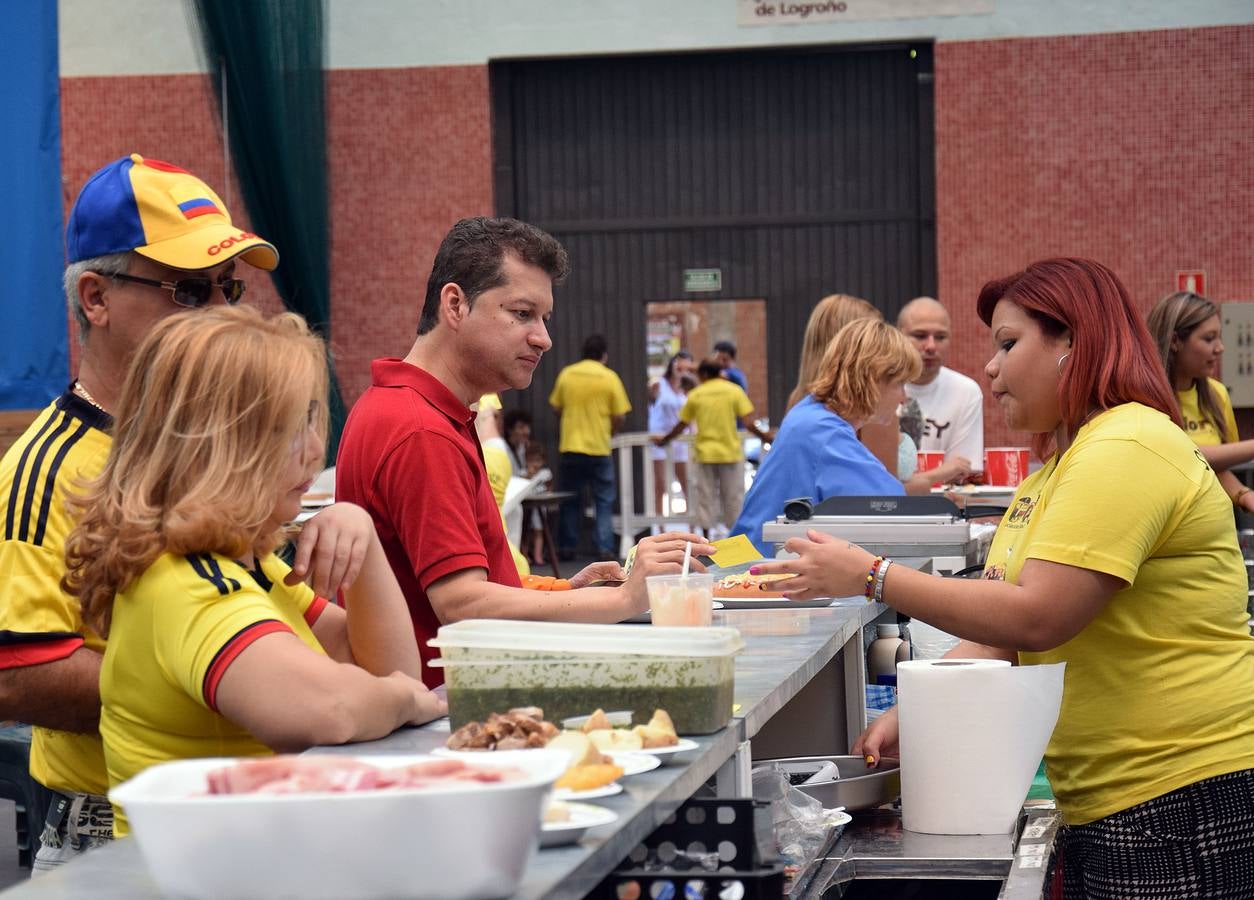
[797,807,1063,900]
[1,597,1044,900]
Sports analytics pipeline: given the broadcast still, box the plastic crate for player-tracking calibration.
[593,798,785,899]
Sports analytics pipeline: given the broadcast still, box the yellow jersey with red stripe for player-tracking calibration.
[101,551,327,834]
[0,391,112,796]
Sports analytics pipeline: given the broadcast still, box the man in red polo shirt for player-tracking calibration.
[336,217,711,686]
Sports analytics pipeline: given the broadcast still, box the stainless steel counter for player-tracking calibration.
[804,807,1062,900]
[0,599,889,899]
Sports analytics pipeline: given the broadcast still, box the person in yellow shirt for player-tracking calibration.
[655,358,772,538]
[549,334,631,559]
[755,258,1254,897]
[60,307,445,834]
[1147,290,1254,514]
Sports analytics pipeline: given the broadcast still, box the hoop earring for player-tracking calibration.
[1057,353,1070,374]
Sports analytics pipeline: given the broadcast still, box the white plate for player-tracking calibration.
[714,596,833,610]
[553,781,622,801]
[621,602,724,624]
[631,737,700,758]
[541,801,619,847]
[607,752,661,777]
[433,745,655,777]
[432,747,625,799]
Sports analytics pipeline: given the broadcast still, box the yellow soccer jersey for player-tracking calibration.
[680,378,754,464]
[0,392,112,796]
[983,403,1254,825]
[1176,377,1238,447]
[101,551,327,834]
[549,360,631,456]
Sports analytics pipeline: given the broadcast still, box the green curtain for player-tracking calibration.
[188,0,346,461]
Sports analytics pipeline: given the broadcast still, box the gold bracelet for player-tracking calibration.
[1232,487,1251,507]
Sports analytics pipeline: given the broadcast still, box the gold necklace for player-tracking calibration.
[73,381,107,413]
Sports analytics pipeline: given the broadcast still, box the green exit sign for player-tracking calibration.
[683,268,722,292]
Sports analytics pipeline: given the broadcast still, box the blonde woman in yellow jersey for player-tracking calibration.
[1148,290,1254,514]
[755,259,1254,899]
[62,306,445,833]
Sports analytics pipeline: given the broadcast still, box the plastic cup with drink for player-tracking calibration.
[646,544,713,626]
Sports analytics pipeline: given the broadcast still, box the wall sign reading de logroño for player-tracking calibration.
[737,0,993,26]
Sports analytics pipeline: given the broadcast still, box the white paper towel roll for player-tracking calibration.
[898,658,1065,835]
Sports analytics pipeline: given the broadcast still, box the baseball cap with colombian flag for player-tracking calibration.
[66,154,278,272]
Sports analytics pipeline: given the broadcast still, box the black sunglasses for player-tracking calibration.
[108,272,246,308]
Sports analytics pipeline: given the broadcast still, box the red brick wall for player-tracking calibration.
[935,25,1254,451]
[326,66,492,403]
[61,26,1254,449]
[59,65,492,407]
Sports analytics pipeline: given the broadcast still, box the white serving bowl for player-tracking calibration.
[109,750,568,900]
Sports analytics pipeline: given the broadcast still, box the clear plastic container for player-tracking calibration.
[428,620,744,734]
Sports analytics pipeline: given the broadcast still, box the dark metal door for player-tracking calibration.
[491,42,936,434]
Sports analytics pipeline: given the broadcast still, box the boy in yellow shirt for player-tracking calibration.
[655,358,772,537]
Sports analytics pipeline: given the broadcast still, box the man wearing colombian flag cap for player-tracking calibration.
[0,154,277,871]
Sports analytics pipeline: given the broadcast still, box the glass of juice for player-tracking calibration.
[646,573,714,627]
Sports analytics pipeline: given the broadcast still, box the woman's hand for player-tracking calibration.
[392,673,448,727]
[569,561,627,588]
[749,530,878,601]
[852,706,899,767]
[285,503,375,599]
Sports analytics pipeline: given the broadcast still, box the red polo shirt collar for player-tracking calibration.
[370,358,475,432]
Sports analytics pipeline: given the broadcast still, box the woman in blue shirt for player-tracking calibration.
[733,318,921,550]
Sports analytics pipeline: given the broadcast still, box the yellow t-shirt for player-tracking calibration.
[680,378,754,464]
[0,394,112,797]
[549,359,631,456]
[101,551,327,834]
[482,443,530,578]
[1176,377,1237,447]
[983,403,1254,825]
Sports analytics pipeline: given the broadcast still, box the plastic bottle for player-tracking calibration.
[896,621,913,665]
[867,623,904,684]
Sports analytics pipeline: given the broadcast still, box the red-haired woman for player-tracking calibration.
[754,258,1254,898]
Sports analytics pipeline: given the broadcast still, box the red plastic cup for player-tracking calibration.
[916,452,946,487]
[983,447,1030,486]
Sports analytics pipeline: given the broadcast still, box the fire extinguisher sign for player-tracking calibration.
[1177,270,1207,295]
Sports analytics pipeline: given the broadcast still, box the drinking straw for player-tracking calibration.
[681,540,692,580]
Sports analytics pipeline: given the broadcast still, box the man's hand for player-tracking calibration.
[285,503,375,598]
[931,455,972,485]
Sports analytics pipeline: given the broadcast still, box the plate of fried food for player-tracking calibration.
[441,708,630,799]
[565,708,698,762]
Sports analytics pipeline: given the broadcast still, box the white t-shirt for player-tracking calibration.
[905,367,984,465]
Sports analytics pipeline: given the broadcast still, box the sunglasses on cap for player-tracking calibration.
[107,271,246,308]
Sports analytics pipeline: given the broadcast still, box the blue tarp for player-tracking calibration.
[0,2,66,409]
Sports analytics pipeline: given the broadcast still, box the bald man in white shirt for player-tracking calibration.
[897,297,983,484]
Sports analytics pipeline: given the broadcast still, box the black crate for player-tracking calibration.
[592,798,785,900]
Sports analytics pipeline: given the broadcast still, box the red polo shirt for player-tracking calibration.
[336,359,521,687]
